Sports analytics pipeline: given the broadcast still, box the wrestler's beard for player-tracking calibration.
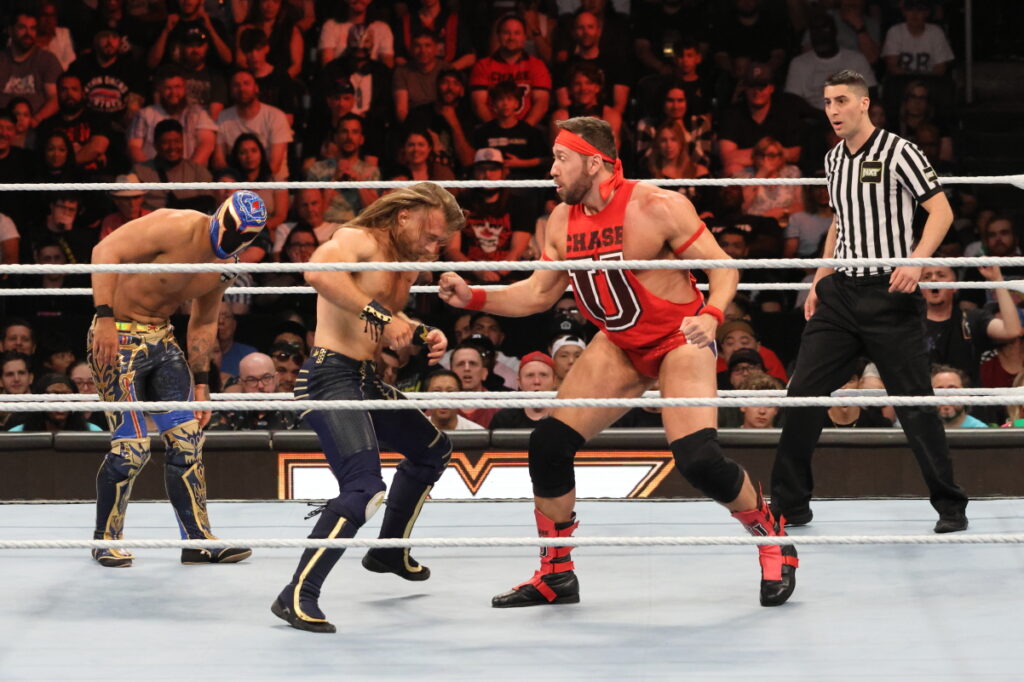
[393,226,435,262]
[558,174,594,205]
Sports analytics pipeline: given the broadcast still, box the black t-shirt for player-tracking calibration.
[68,56,146,124]
[406,102,476,174]
[457,189,537,276]
[166,18,233,66]
[631,2,711,74]
[554,53,631,94]
[255,68,305,116]
[490,408,544,429]
[35,110,113,171]
[718,96,803,150]
[470,120,548,179]
[827,407,893,428]
[711,8,790,63]
[0,147,37,225]
[925,309,994,385]
[183,66,229,111]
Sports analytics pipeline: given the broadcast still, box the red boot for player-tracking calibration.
[491,509,580,608]
[732,494,798,607]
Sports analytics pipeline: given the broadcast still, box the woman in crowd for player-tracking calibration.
[387,129,455,182]
[736,136,804,228]
[228,133,289,239]
[549,63,621,152]
[645,119,709,181]
[8,374,104,433]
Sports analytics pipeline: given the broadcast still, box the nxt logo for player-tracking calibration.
[860,161,884,183]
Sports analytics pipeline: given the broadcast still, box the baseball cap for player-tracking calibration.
[183,26,209,44]
[326,78,355,97]
[520,351,555,370]
[551,335,586,357]
[473,148,504,167]
[742,63,774,88]
[110,173,145,198]
[715,319,757,345]
[727,347,765,372]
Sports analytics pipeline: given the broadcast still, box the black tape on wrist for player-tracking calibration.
[413,324,437,345]
[193,371,210,385]
[95,304,114,318]
[359,300,393,342]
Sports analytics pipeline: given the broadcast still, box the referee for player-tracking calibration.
[770,70,969,533]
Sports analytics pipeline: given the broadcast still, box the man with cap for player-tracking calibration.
[443,148,535,284]
[550,334,586,387]
[99,173,149,240]
[129,65,217,166]
[717,347,769,428]
[491,352,558,429]
[35,72,111,171]
[178,25,230,119]
[132,119,216,212]
[469,312,520,389]
[87,189,267,568]
[717,62,803,176]
[148,0,233,69]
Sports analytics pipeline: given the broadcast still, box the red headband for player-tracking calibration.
[554,129,624,202]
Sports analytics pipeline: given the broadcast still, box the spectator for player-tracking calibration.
[68,359,107,430]
[553,10,630,115]
[34,131,82,187]
[393,28,450,124]
[272,189,340,258]
[32,194,96,264]
[67,29,146,129]
[129,66,217,167]
[825,362,894,428]
[405,68,476,173]
[644,120,709,181]
[8,373,103,433]
[238,28,305,127]
[469,13,552,128]
[718,346,767,391]
[18,236,92,320]
[0,211,19,265]
[444,149,534,283]
[423,370,484,431]
[544,293,592,342]
[469,313,521,389]
[0,111,36,226]
[319,0,394,68]
[472,81,548,179]
[236,0,304,78]
[1002,372,1024,428]
[8,97,35,149]
[785,13,877,111]
[714,319,788,384]
[712,0,788,81]
[552,0,632,67]
[717,63,803,177]
[965,217,1024,286]
[217,302,258,379]
[300,79,360,171]
[210,352,299,430]
[511,0,555,63]
[36,73,112,172]
[38,337,76,375]
[490,352,557,428]
[897,80,955,165]
[450,344,497,427]
[379,342,430,393]
[550,62,622,153]
[395,0,475,70]
[800,0,881,65]
[215,69,294,181]
[36,1,76,71]
[148,0,233,69]
[317,45,393,121]
[981,337,1023,393]
[99,174,150,240]
[306,115,381,223]
[636,81,713,170]
[0,11,61,126]
[635,36,714,121]
[784,182,833,258]
[711,224,783,285]
[633,1,711,78]
[177,26,229,120]
[132,119,216,212]
[269,321,308,355]
[932,364,989,429]
[270,341,305,393]
[736,136,804,227]
[550,334,585,387]
[388,128,455,182]
[922,265,1021,386]
[2,319,36,357]
[882,0,954,76]
[737,370,784,429]
[1,351,34,399]
[227,132,289,239]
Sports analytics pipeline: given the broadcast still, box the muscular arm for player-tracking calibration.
[304,229,382,314]
[187,285,225,376]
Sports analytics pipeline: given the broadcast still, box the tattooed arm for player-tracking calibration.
[187,284,227,428]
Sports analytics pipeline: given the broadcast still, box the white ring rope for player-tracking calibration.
[1,393,1021,413]
[0,534,1022,551]
[6,280,1023,296]
[1,174,1021,192]
[3,255,1024,275]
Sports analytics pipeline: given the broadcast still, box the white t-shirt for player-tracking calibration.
[785,48,877,109]
[216,103,294,180]
[272,220,342,255]
[0,213,18,242]
[43,27,76,71]
[129,103,217,160]
[882,23,954,73]
[784,211,833,257]
[319,19,394,63]
[453,415,485,431]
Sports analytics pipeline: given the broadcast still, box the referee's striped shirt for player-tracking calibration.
[825,127,942,276]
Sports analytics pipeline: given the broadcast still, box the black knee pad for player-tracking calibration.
[670,428,745,503]
[529,418,585,498]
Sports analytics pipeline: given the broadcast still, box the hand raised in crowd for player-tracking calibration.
[681,312,718,349]
[91,318,120,368]
[438,272,473,307]
[977,265,1004,281]
[889,265,922,293]
[422,328,448,365]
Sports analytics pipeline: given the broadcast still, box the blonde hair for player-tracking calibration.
[1008,371,1024,422]
[648,120,696,179]
[344,182,465,234]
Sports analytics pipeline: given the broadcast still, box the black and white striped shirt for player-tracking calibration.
[825,127,942,276]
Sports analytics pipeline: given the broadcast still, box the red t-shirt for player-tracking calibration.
[469,53,551,121]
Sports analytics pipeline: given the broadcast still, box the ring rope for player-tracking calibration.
[1,534,1022,551]
[0,174,1020,192]
[3,255,1024,275]
[5,280,1021,296]
[1,394,1021,412]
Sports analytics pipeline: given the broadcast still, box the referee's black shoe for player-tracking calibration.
[775,507,813,528]
[934,511,968,533]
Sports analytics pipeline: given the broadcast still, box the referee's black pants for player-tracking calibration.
[771,273,969,518]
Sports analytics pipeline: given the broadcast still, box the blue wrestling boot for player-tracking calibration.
[91,531,134,568]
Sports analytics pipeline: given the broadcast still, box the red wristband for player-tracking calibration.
[465,288,487,311]
[700,304,725,325]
